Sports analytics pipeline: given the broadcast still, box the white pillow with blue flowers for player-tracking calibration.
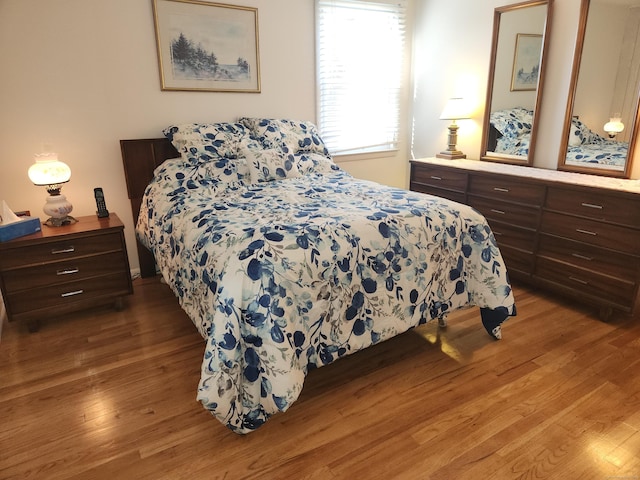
[243,147,300,183]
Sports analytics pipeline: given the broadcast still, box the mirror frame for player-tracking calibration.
[557,0,640,178]
[480,0,553,166]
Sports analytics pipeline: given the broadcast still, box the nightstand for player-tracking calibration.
[0,213,133,331]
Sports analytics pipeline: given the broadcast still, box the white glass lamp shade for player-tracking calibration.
[28,152,75,226]
[603,117,624,138]
[28,153,71,187]
[440,97,472,121]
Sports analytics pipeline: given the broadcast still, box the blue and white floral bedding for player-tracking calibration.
[565,118,627,169]
[136,120,516,434]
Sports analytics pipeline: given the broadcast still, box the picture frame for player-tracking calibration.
[510,33,542,92]
[152,0,260,93]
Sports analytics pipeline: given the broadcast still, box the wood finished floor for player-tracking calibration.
[1,277,639,480]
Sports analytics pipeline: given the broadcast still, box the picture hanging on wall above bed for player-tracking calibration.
[152,0,261,93]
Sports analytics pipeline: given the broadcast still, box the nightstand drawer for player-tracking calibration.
[0,232,123,270]
[1,251,127,292]
[545,187,640,227]
[6,272,130,315]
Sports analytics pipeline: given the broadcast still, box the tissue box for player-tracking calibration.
[0,217,42,242]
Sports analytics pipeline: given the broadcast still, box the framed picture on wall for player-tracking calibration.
[152,0,261,93]
[510,33,542,92]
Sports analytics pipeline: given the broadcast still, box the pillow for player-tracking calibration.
[490,108,533,138]
[182,143,250,183]
[243,147,300,183]
[239,118,331,156]
[163,122,248,159]
[569,118,598,146]
[294,152,340,175]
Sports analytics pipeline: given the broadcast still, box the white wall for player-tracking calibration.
[0,0,413,273]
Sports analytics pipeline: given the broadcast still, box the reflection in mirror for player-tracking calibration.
[558,0,640,178]
[480,0,552,166]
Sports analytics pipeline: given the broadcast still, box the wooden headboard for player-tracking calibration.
[120,138,179,278]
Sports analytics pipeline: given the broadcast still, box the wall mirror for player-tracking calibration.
[480,0,553,166]
[558,0,640,178]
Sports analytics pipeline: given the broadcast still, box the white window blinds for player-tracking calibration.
[316,0,407,156]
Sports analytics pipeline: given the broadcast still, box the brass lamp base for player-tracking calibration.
[436,121,466,159]
[436,151,466,159]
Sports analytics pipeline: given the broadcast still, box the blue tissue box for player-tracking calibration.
[0,217,42,242]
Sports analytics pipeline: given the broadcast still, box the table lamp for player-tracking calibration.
[28,153,76,226]
[436,97,471,159]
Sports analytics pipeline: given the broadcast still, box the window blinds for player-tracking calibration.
[316,0,407,155]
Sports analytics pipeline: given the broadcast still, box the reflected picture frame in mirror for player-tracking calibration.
[558,0,640,179]
[481,0,553,166]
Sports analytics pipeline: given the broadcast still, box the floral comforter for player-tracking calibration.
[137,159,516,433]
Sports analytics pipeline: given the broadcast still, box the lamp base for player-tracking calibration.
[45,215,77,227]
[436,151,466,160]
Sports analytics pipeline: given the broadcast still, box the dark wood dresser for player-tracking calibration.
[410,158,640,320]
[0,213,133,331]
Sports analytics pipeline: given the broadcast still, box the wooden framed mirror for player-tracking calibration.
[558,0,640,178]
[480,0,553,166]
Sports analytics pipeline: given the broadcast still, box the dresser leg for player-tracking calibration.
[114,297,124,311]
[598,307,613,322]
[27,320,40,333]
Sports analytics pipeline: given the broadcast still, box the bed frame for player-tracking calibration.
[120,138,178,278]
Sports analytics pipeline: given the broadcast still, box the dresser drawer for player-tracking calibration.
[5,272,130,315]
[483,220,537,252]
[538,234,638,281]
[468,196,540,230]
[0,232,123,270]
[1,251,127,292]
[468,175,545,205]
[412,185,467,204]
[540,211,640,255]
[499,245,535,276]
[545,187,640,227]
[535,257,636,310]
[410,164,468,192]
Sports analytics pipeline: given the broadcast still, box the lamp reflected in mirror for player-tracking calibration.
[603,116,624,138]
[436,97,471,159]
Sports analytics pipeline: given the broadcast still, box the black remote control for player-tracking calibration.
[94,187,110,218]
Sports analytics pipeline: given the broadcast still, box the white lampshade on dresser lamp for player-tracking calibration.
[436,97,471,159]
[28,153,76,226]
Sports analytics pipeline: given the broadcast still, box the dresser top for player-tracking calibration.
[412,157,640,195]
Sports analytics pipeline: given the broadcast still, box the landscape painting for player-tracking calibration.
[153,0,260,92]
[510,33,542,92]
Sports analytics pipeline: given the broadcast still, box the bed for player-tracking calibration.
[121,118,517,434]
[488,108,627,169]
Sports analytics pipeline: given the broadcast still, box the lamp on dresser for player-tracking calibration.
[436,97,471,159]
[28,152,76,227]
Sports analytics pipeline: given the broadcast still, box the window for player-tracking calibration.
[316,0,407,156]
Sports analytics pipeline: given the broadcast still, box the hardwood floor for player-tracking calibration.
[1,277,639,479]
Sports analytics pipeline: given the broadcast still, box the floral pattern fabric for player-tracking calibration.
[137,160,516,434]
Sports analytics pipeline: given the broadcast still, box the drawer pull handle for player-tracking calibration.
[571,253,593,261]
[581,202,603,210]
[491,209,506,215]
[51,246,75,255]
[57,268,79,276]
[430,175,442,180]
[493,231,503,236]
[569,276,589,285]
[61,289,84,298]
[493,187,510,193]
[576,228,597,236]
